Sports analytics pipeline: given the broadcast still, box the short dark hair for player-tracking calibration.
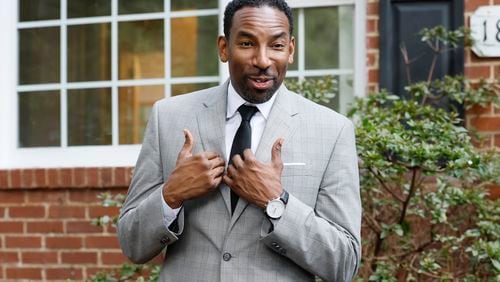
[223,0,294,39]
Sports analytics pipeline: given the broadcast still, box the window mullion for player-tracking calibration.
[111,0,119,146]
[164,0,171,98]
[298,8,305,81]
[60,0,68,148]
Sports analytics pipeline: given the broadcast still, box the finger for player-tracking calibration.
[210,156,225,168]
[227,164,237,178]
[204,151,221,160]
[222,175,233,187]
[231,154,244,169]
[243,149,256,162]
[211,166,225,178]
[271,138,284,169]
[212,176,223,187]
[177,129,194,161]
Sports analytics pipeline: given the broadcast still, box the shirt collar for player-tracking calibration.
[226,81,279,120]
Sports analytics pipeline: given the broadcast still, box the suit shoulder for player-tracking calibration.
[287,90,351,126]
[154,85,221,114]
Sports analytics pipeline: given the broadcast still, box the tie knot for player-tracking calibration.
[238,105,258,121]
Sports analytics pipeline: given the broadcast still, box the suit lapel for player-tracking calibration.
[230,86,299,228]
[196,81,232,213]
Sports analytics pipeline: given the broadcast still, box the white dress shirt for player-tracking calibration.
[160,82,278,227]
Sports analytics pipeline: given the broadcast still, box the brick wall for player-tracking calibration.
[0,168,132,281]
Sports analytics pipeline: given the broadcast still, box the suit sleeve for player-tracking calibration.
[260,119,362,281]
[117,102,185,264]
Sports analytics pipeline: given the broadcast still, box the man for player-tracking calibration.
[118,0,361,281]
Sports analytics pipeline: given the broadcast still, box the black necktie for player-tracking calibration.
[229,105,258,214]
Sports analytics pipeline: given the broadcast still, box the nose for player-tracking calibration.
[253,47,272,70]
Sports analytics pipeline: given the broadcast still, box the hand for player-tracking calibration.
[163,129,225,208]
[223,138,284,209]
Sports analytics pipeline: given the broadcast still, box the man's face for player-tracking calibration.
[218,6,295,104]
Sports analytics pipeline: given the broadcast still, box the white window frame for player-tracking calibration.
[0,0,365,169]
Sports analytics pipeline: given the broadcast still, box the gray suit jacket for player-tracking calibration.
[118,81,361,282]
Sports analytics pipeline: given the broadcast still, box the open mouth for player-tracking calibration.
[248,76,274,90]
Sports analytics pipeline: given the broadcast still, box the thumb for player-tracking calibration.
[177,129,194,162]
[271,138,284,171]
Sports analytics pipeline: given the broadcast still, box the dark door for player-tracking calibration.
[379,0,464,98]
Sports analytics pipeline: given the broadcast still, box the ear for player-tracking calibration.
[218,35,229,63]
[288,36,296,64]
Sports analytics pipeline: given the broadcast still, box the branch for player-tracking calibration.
[399,168,420,225]
[368,167,405,203]
[363,213,382,234]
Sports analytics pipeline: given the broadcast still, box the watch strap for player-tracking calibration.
[280,189,289,204]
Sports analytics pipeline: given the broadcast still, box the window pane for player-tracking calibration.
[119,20,164,79]
[19,27,60,84]
[20,0,59,21]
[19,91,60,147]
[68,0,111,18]
[171,0,217,11]
[68,88,112,146]
[68,23,111,82]
[171,16,218,77]
[305,6,354,70]
[171,82,218,96]
[119,85,164,144]
[312,75,353,114]
[119,0,163,14]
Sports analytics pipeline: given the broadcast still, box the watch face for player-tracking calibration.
[266,200,285,219]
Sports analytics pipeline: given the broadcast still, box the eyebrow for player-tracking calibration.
[235,30,288,40]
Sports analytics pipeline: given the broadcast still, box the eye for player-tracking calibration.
[239,41,254,47]
[272,43,286,49]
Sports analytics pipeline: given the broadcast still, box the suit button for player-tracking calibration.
[222,252,232,261]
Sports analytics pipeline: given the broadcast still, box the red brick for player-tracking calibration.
[74,168,87,187]
[6,236,42,248]
[23,251,58,264]
[495,134,500,147]
[49,206,86,219]
[85,235,120,248]
[46,236,82,249]
[21,169,35,188]
[62,251,97,264]
[86,267,116,278]
[465,65,491,80]
[9,206,46,218]
[368,69,379,83]
[60,168,74,187]
[46,268,83,280]
[469,52,500,64]
[9,169,21,188]
[114,167,129,187]
[0,252,19,264]
[470,117,500,132]
[27,190,66,203]
[101,168,113,187]
[366,19,378,33]
[101,252,130,265]
[367,2,378,16]
[27,221,64,233]
[66,221,103,233]
[0,191,25,203]
[466,104,492,116]
[0,170,8,188]
[47,168,61,187]
[6,267,42,280]
[0,221,24,233]
[89,206,120,218]
[495,65,500,79]
[34,169,47,187]
[488,185,500,199]
[126,167,134,184]
[0,207,5,217]
[367,52,377,67]
[465,0,490,12]
[367,36,379,49]
[87,168,99,187]
[69,190,101,203]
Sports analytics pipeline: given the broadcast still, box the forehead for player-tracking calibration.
[231,6,290,36]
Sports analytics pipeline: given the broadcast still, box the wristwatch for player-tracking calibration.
[265,190,289,219]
